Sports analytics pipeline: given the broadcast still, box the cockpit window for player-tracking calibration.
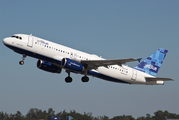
[11,35,22,40]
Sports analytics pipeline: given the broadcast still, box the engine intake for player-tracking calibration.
[37,60,62,74]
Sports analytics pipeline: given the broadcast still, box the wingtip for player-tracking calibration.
[137,58,142,63]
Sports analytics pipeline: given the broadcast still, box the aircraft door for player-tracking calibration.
[27,35,34,47]
[131,70,137,80]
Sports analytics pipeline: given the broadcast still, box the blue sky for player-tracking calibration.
[0,0,178,118]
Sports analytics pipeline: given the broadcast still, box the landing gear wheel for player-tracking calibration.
[82,76,89,82]
[19,54,26,65]
[19,61,24,65]
[65,76,73,83]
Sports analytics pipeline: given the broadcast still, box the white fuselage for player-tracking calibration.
[3,34,162,85]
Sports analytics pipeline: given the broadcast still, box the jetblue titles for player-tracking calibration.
[37,40,49,45]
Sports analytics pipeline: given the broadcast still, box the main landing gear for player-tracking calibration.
[81,76,89,82]
[65,71,89,83]
[65,71,73,83]
[19,54,26,65]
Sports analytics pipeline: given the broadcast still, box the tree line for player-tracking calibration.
[0,108,179,120]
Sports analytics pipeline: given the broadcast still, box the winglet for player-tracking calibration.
[137,58,142,63]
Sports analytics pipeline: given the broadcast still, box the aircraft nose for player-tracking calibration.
[3,37,10,45]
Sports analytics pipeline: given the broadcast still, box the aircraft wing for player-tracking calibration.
[81,58,138,70]
[145,77,174,81]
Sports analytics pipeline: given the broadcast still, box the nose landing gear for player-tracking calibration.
[19,54,26,65]
[19,61,24,65]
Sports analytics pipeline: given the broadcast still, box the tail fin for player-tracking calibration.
[134,48,168,76]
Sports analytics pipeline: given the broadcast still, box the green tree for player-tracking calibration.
[102,115,110,120]
[56,109,68,120]
[1,108,179,120]
[0,111,9,120]
[14,111,24,120]
[150,110,179,120]
[48,108,55,116]
[136,117,145,120]
[110,115,135,120]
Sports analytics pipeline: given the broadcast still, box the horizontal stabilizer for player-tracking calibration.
[145,77,174,81]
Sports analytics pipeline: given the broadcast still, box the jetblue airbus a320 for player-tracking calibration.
[3,34,173,85]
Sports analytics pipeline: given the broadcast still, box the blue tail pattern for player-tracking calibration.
[134,48,168,76]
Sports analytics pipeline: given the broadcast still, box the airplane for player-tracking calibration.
[3,34,173,85]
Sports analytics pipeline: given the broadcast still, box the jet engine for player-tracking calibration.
[61,58,85,72]
[37,60,62,74]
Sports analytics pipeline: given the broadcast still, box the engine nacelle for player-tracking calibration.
[37,60,62,74]
[62,58,85,72]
